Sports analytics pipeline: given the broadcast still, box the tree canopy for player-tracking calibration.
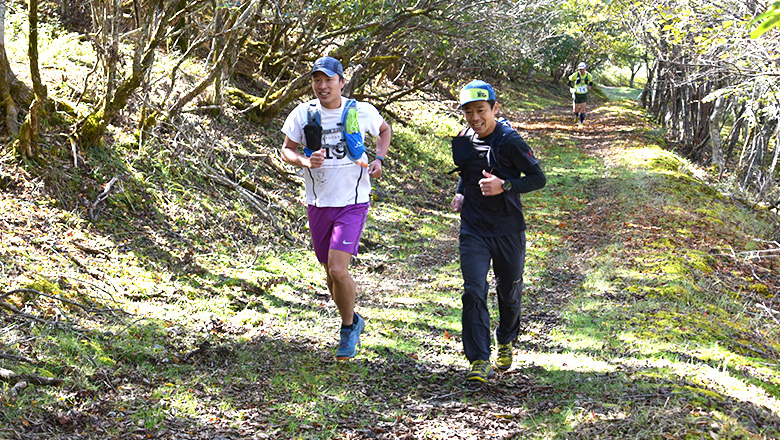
[0,0,778,197]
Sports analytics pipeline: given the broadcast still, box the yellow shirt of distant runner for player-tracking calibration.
[569,71,593,94]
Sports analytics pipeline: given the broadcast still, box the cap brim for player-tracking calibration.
[458,98,488,109]
[311,68,338,77]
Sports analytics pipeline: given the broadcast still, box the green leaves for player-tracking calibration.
[751,0,780,38]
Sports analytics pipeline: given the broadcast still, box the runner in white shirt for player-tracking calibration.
[280,56,391,360]
[283,98,385,207]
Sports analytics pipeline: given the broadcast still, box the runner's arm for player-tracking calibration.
[375,121,391,160]
[504,139,546,193]
[281,136,324,169]
[369,121,392,178]
[505,164,546,194]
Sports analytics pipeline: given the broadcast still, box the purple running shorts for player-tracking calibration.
[307,202,369,264]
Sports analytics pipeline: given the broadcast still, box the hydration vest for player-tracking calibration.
[302,99,366,166]
[569,71,592,94]
[449,117,515,176]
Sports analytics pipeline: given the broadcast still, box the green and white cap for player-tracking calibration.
[458,80,496,108]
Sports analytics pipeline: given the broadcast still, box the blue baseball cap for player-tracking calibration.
[311,56,344,77]
[458,80,496,108]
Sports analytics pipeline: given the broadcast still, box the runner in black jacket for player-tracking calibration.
[450,80,546,382]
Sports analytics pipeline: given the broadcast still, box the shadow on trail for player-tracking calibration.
[9,319,778,439]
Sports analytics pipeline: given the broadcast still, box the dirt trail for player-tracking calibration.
[513,102,640,331]
[5,98,777,439]
[371,103,656,439]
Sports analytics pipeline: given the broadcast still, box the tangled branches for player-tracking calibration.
[633,0,780,203]
[0,287,127,402]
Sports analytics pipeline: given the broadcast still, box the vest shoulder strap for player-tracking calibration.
[340,98,366,165]
[307,102,320,125]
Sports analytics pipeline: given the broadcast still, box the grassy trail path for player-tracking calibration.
[1,96,778,440]
[470,97,780,439]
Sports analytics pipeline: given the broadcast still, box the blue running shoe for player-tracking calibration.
[336,313,365,360]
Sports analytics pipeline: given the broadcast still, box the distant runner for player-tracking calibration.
[568,62,594,125]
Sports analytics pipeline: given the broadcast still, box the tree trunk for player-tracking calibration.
[768,122,780,186]
[171,0,188,53]
[15,0,47,159]
[725,104,746,159]
[77,0,173,147]
[168,0,261,117]
[28,0,46,103]
[525,65,535,82]
[60,0,69,22]
[0,0,20,136]
[741,129,763,191]
[629,60,641,88]
[211,3,225,109]
[708,95,726,175]
[737,123,756,188]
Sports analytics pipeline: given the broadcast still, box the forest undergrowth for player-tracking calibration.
[1,66,780,439]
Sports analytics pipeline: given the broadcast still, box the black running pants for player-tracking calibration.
[459,230,526,362]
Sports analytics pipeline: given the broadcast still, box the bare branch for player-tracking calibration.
[89,176,120,221]
[0,367,63,386]
[0,352,37,364]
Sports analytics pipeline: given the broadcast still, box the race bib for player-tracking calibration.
[322,130,342,146]
[576,85,588,94]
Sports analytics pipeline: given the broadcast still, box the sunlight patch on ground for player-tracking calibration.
[517,351,616,373]
[555,329,609,352]
[156,384,200,417]
[620,357,780,416]
[616,146,667,166]
[392,296,424,305]
[598,86,643,102]
[581,274,617,297]
[615,146,708,181]
[567,405,631,432]
[231,308,265,327]
[590,101,646,119]
[370,204,419,222]
[520,121,583,132]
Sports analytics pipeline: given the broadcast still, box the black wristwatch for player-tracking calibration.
[501,179,513,191]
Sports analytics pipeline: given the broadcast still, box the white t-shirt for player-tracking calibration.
[282,97,385,207]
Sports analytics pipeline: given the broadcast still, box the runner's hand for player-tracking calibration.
[308,150,325,169]
[369,159,382,179]
[451,193,464,212]
[479,170,503,196]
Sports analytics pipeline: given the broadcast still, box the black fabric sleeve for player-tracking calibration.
[456,176,465,195]
[504,131,544,192]
[505,164,546,194]
[507,134,539,169]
